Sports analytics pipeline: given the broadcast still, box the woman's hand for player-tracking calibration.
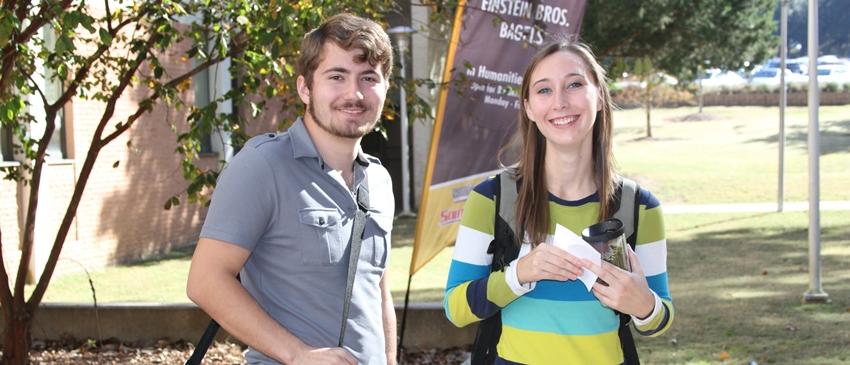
[516,244,585,285]
[582,244,655,318]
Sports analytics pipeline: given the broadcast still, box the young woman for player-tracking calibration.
[444,41,674,364]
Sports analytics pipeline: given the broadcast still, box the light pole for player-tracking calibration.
[387,26,417,217]
[778,0,788,212]
[803,0,828,304]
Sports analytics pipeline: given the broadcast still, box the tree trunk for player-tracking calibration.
[2,313,31,365]
[645,85,653,138]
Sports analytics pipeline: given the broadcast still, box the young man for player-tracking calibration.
[187,14,396,365]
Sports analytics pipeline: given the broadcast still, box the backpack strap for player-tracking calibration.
[613,177,639,245]
[612,176,642,365]
[471,171,520,365]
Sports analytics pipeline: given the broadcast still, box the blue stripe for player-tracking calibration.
[636,301,672,336]
[472,176,498,199]
[638,187,660,209]
[525,279,598,301]
[446,260,490,292]
[467,277,498,318]
[646,272,671,300]
[494,357,524,365]
[502,297,619,335]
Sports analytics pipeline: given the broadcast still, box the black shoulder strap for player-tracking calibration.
[471,171,520,365]
[338,186,370,347]
[612,176,641,365]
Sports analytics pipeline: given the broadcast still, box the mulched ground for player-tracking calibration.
[21,339,469,364]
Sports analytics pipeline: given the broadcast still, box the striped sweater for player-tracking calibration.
[444,177,674,364]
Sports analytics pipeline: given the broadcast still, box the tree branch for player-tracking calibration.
[100,55,224,146]
[46,11,147,117]
[25,72,48,110]
[26,30,161,310]
[104,0,113,33]
[0,226,14,326]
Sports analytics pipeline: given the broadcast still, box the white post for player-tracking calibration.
[388,26,417,217]
[803,0,828,303]
[778,0,787,212]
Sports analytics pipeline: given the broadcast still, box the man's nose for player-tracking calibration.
[345,79,365,100]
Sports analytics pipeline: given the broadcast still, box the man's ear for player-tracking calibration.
[296,75,310,105]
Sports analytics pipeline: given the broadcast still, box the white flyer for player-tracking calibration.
[552,224,601,291]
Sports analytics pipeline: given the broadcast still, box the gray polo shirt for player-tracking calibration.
[200,118,394,364]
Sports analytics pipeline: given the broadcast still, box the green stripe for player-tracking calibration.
[637,206,665,244]
[460,191,495,235]
[547,201,600,235]
[486,271,519,307]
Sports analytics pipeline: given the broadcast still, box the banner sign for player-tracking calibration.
[410,0,587,275]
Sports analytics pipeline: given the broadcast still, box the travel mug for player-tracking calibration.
[581,218,631,272]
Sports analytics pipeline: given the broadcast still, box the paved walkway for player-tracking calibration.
[665,200,850,214]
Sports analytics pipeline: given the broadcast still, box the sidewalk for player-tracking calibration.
[665,200,850,214]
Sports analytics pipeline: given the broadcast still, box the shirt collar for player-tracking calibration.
[290,116,372,168]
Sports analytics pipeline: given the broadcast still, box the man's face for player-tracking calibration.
[297,42,389,140]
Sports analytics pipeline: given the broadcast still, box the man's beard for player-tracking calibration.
[308,101,379,139]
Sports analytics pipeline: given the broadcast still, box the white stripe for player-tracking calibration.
[453,225,494,266]
[636,239,667,276]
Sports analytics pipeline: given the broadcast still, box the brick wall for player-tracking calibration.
[2,11,212,283]
[702,91,850,106]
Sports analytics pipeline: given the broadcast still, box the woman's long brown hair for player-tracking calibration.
[503,40,617,245]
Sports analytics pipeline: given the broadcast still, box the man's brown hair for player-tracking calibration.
[296,13,393,88]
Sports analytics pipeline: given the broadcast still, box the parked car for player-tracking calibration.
[749,67,807,88]
[696,68,747,90]
[767,58,808,75]
[817,64,850,85]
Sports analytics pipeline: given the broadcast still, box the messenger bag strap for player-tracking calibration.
[338,185,370,347]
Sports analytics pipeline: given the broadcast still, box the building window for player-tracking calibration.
[26,23,67,161]
[0,125,12,161]
[192,62,214,154]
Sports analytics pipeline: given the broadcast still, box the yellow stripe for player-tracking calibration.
[445,282,479,327]
[409,0,469,276]
[498,325,623,364]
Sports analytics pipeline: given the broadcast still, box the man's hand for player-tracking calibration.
[291,347,357,365]
[516,243,584,284]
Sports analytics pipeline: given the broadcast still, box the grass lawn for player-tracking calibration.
[614,105,850,204]
[24,105,850,364]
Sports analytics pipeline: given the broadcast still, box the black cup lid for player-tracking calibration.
[581,218,625,243]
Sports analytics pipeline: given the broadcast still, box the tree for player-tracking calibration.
[582,0,777,133]
[0,1,397,363]
[583,0,777,80]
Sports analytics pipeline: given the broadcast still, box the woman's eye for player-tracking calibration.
[536,87,551,94]
[568,81,583,88]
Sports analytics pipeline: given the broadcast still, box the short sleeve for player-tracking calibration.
[199,146,278,250]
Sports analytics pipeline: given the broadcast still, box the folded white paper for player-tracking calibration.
[552,224,601,291]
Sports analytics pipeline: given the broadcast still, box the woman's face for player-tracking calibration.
[524,50,601,150]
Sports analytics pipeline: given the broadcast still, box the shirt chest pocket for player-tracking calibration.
[363,213,392,268]
[298,208,346,265]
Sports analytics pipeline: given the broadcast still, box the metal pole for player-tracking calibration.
[778,0,787,212]
[388,26,417,217]
[803,0,828,303]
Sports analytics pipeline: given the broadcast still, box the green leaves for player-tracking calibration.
[98,28,113,46]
